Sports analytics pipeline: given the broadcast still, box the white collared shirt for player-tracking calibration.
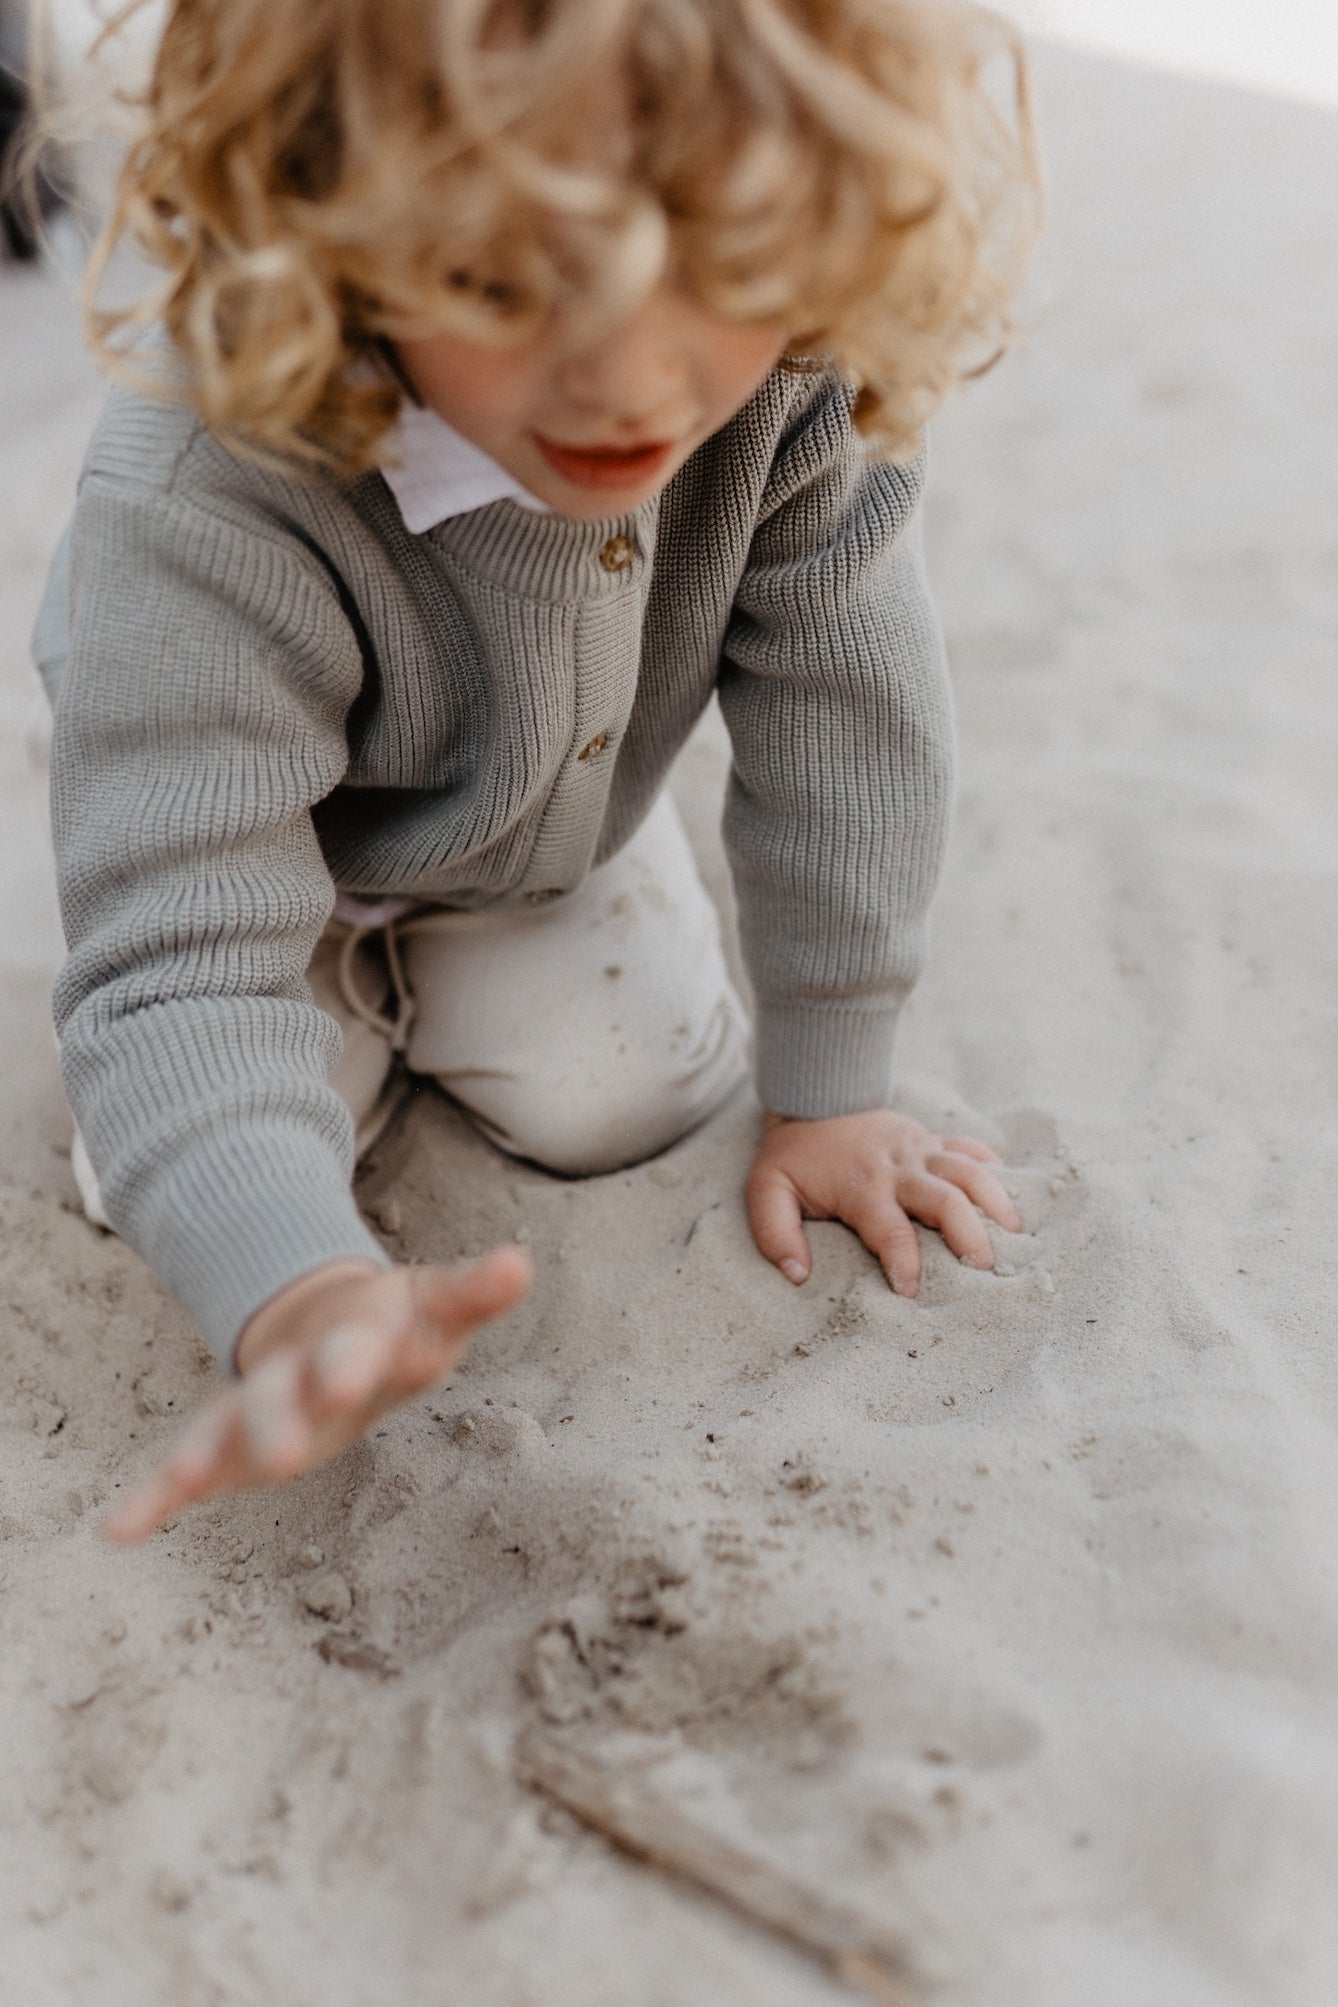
[378,400,549,535]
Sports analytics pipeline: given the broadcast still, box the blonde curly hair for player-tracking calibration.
[77,0,1040,472]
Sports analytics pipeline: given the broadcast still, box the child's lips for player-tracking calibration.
[531,434,679,489]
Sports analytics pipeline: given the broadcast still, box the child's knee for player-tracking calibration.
[442,990,750,1177]
[476,1073,736,1177]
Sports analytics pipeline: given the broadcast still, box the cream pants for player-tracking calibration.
[72,793,751,1225]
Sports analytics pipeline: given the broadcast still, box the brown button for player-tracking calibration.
[527,887,564,905]
[577,733,609,761]
[599,535,636,573]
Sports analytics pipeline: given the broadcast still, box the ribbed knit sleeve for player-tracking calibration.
[718,381,954,1118]
[51,474,391,1366]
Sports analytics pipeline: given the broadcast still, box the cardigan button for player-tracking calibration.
[599,535,636,573]
[527,887,564,905]
[577,733,609,761]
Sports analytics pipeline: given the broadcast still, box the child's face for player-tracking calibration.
[397,283,787,519]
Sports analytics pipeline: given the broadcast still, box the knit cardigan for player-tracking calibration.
[35,364,954,1364]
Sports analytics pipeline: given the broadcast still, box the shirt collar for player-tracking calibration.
[379,399,549,534]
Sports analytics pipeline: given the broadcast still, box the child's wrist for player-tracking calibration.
[234,1259,386,1375]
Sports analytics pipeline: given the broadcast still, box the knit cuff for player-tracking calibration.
[123,1126,392,1371]
[753,1001,902,1119]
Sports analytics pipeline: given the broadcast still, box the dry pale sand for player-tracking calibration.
[1,43,1337,2007]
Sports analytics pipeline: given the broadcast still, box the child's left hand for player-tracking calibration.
[746,1110,1022,1297]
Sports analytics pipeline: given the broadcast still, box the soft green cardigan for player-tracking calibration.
[35,365,953,1364]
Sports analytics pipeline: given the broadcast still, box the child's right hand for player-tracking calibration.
[103,1247,532,1544]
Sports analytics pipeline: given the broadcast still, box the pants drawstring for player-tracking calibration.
[336,917,416,1055]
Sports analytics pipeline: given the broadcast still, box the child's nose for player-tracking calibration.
[556,301,691,427]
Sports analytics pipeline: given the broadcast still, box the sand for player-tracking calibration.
[2,42,1337,2007]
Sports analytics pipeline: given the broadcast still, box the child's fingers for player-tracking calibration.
[928,1153,1022,1233]
[940,1134,1002,1164]
[103,1474,183,1545]
[107,1249,535,1547]
[745,1168,812,1285]
[841,1192,922,1297]
[900,1174,995,1270]
[413,1245,533,1344]
[103,1398,238,1543]
[170,1396,237,1485]
[241,1348,310,1479]
[312,1321,397,1407]
[104,1466,193,1544]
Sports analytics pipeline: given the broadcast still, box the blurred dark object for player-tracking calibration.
[2,11,65,260]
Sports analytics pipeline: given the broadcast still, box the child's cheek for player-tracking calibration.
[397,333,542,453]
[707,325,788,427]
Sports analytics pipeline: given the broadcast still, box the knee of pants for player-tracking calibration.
[462,1076,729,1178]
[441,998,751,1178]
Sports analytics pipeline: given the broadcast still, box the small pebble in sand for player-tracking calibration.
[371,1196,402,1235]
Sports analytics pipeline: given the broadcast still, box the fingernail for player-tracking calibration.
[780,1259,808,1285]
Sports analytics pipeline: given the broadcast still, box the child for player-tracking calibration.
[34,0,1037,1542]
